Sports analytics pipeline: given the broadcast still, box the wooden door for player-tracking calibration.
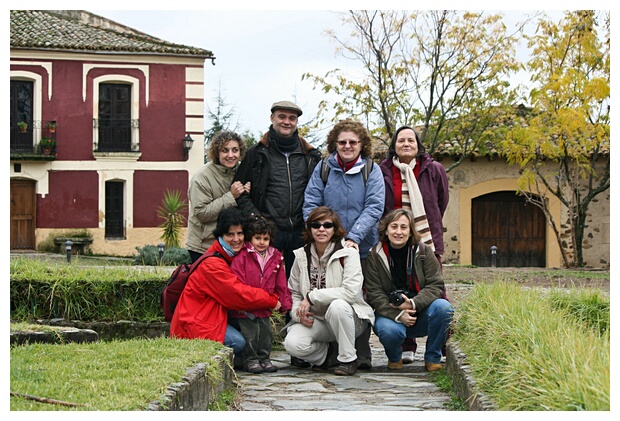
[471,191,546,267]
[10,179,36,250]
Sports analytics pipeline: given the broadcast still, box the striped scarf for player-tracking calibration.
[393,156,435,251]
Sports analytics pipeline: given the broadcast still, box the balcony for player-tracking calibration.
[93,118,140,152]
[10,120,57,161]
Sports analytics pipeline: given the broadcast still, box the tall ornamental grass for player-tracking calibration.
[453,282,609,410]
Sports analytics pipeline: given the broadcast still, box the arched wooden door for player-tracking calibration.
[10,179,36,250]
[471,191,546,267]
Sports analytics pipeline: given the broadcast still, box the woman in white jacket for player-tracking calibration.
[284,206,374,376]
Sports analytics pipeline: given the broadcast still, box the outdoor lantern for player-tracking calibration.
[183,134,194,159]
[65,240,73,263]
[490,245,498,268]
[158,243,165,263]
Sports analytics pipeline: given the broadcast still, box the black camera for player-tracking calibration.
[389,289,413,306]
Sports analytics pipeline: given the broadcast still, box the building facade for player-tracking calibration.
[10,10,213,256]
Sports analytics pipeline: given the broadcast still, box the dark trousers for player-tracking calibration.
[274,226,304,279]
[234,317,274,366]
[188,250,202,264]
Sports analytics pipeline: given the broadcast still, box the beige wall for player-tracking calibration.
[439,157,609,268]
[37,227,188,257]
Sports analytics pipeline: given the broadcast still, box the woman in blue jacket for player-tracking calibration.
[303,119,384,369]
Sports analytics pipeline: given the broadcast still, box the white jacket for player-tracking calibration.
[288,239,375,325]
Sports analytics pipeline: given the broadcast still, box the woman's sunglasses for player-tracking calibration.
[310,222,335,229]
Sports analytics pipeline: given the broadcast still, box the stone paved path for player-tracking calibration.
[234,333,452,411]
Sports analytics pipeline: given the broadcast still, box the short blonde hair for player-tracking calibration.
[325,119,373,158]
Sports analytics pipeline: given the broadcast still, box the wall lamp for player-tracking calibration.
[183,134,194,160]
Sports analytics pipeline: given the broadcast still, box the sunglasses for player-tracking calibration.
[310,221,335,229]
[336,140,360,146]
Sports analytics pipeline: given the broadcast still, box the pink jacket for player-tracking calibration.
[230,243,292,319]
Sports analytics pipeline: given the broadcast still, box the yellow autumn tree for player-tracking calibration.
[500,10,610,267]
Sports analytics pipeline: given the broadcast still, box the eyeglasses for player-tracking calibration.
[310,221,335,229]
[336,140,360,147]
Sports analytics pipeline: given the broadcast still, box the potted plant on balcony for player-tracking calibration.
[47,121,57,133]
[39,137,56,155]
[17,121,28,133]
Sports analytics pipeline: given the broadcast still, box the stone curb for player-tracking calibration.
[147,348,234,411]
[445,341,498,411]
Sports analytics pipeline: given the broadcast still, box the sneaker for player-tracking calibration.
[387,360,403,370]
[260,360,278,373]
[290,356,311,368]
[425,361,443,372]
[402,351,415,364]
[245,362,264,374]
[334,360,357,376]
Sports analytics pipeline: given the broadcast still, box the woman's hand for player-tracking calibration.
[398,310,417,327]
[230,181,251,199]
[272,300,282,312]
[296,298,314,327]
[344,239,359,251]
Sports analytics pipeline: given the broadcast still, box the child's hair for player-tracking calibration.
[247,214,277,245]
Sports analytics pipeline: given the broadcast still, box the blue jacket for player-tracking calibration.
[303,152,385,259]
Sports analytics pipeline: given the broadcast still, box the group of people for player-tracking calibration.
[170,100,453,376]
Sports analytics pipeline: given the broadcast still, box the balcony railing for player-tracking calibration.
[10,120,57,159]
[94,118,139,152]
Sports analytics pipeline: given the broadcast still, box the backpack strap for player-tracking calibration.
[322,156,374,186]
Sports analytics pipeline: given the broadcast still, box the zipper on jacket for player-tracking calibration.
[286,154,294,230]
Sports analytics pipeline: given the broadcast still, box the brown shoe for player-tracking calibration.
[425,361,443,372]
[334,360,357,376]
[387,360,403,370]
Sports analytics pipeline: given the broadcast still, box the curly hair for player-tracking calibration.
[303,206,347,243]
[387,125,426,160]
[207,130,246,164]
[247,214,277,245]
[377,209,421,247]
[325,119,373,158]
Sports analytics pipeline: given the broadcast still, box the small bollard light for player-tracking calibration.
[490,245,498,268]
[158,243,165,264]
[65,240,73,263]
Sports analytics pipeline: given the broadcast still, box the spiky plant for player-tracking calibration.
[156,190,187,248]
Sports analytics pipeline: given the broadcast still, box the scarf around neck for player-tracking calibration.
[218,237,237,257]
[269,125,299,153]
[393,156,435,251]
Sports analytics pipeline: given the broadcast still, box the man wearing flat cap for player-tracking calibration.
[234,100,321,279]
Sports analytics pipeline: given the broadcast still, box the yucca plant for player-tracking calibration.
[156,190,187,248]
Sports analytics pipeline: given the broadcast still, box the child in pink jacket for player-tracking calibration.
[230,215,292,373]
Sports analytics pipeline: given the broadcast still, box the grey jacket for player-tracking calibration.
[185,162,238,254]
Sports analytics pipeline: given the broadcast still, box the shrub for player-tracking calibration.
[157,190,187,248]
[133,245,191,266]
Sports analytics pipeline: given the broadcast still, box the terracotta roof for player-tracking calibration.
[10,10,214,59]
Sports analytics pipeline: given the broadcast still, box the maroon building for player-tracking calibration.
[10,10,214,255]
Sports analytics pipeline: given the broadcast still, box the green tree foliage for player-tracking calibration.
[499,11,610,267]
[303,10,522,167]
[156,190,188,249]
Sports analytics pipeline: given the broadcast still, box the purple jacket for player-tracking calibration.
[379,154,449,255]
[229,244,292,319]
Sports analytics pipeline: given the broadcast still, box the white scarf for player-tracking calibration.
[393,156,435,251]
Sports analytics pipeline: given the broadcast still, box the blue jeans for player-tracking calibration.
[373,298,453,364]
[224,324,246,355]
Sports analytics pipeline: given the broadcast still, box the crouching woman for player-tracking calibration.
[365,209,453,371]
[284,206,374,376]
[170,208,281,357]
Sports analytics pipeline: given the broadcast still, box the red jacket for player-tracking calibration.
[229,243,292,319]
[170,241,279,343]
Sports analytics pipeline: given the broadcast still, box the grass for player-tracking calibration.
[431,370,466,410]
[452,281,609,410]
[10,337,227,411]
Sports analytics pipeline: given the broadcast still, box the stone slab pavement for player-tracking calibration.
[234,332,452,411]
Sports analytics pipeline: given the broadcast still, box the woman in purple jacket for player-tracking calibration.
[379,125,449,363]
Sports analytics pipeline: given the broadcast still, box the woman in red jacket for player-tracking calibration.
[170,208,281,357]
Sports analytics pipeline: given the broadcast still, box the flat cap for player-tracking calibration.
[271,100,303,117]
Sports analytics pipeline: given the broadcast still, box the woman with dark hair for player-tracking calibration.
[365,209,453,372]
[283,206,374,376]
[171,208,281,358]
[186,130,250,263]
[379,126,449,363]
